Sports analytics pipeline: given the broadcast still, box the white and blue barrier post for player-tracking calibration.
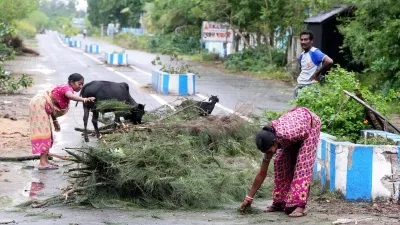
[314,131,400,202]
[152,70,196,95]
[85,44,101,54]
[104,53,128,66]
[63,37,71,43]
[69,40,82,48]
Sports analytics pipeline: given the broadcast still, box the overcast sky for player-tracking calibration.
[76,0,87,11]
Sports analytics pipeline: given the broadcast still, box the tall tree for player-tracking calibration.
[0,0,39,23]
[87,0,143,27]
[39,0,77,18]
[339,0,400,90]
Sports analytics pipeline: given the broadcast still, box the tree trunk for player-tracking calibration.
[232,27,254,50]
[269,33,275,48]
[235,36,240,52]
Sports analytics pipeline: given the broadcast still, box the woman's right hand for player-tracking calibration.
[240,198,252,213]
[53,121,60,132]
[85,97,96,102]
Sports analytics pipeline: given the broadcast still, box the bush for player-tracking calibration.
[0,67,33,93]
[293,67,396,141]
[224,47,286,72]
[114,33,150,51]
[148,34,200,55]
[14,20,36,39]
[27,10,49,30]
[0,23,15,61]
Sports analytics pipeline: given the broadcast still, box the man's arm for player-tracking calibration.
[317,55,334,75]
[312,55,333,81]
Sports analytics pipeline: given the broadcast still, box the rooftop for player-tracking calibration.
[304,5,353,23]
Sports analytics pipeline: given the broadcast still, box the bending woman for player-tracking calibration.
[241,107,321,217]
[29,73,95,170]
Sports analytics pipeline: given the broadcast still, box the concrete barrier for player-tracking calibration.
[151,70,196,95]
[104,53,128,65]
[85,44,101,54]
[361,130,400,145]
[314,132,400,201]
[63,37,71,43]
[69,40,82,48]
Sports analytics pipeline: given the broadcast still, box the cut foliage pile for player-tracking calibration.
[50,108,272,209]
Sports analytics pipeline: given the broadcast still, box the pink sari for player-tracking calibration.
[29,85,73,154]
[270,107,321,212]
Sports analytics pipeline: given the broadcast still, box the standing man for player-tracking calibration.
[294,30,333,98]
[83,28,87,39]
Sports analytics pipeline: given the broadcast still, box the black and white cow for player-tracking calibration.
[78,81,145,142]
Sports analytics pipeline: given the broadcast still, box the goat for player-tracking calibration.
[180,95,219,116]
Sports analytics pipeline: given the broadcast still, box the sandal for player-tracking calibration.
[264,204,284,212]
[49,162,59,167]
[288,208,307,217]
[38,165,58,170]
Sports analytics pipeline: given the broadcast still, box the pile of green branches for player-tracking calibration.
[95,99,133,114]
[66,109,273,209]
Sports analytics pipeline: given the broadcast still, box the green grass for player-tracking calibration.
[24,212,62,219]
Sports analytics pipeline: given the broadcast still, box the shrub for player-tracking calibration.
[27,10,49,30]
[0,67,33,93]
[0,23,15,61]
[293,66,396,141]
[14,20,36,39]
[148,34,200,55]
[113,33,150,51]
[224,47,286,72]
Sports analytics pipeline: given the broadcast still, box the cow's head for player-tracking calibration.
[124,104,145,124]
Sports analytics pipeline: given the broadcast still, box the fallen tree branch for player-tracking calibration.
[158,103,205,122]
[343,90,400,133]
[64,150,87,163]
[0,155,40,162]
[30,183,107,208]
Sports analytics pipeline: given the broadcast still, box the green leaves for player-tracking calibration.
[0,0,39,23]
[339,0,400,90]
[87,0,142,27]
[293,66,394,142]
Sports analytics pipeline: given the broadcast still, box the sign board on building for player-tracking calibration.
[201,21,234,43]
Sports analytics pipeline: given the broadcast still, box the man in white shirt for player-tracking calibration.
[294,30,333,98]
[83,29,87,39]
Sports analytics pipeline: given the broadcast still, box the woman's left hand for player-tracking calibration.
[53,121,60,132]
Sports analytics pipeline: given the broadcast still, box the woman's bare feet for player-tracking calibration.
[288,207,307,217]
[264,204,284,212]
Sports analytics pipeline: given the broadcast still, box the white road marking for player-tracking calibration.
[83,52,103,64]
[130,65,152,76]
[150,94,176,111]
[114,71,139,85]
[69,47,82,53]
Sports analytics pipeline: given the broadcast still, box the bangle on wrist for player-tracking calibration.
[83,98,87,103]
[245,195,253,201]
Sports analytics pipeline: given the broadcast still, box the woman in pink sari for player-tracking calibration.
[241,107,321,217]
[29,73,95,170]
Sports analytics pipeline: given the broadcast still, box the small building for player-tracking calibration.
[304,5,354,69]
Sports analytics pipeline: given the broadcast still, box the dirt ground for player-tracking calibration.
[0,93,33,157]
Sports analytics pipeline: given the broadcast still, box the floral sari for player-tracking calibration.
[270,107,321,212]
[29,85,73,154]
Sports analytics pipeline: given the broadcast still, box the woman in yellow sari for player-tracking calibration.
[29,73,95,170]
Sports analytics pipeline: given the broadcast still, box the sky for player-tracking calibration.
[76,0,87,11]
